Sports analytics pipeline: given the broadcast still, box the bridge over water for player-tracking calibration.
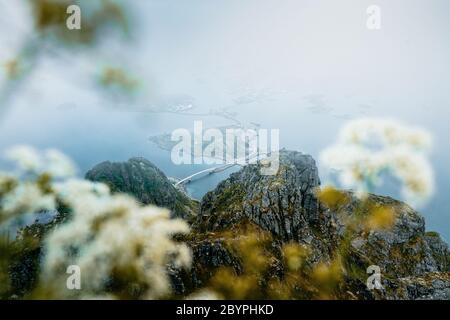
[174,152,264,186]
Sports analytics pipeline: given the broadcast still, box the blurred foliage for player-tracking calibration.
[98,66,140,96]
[365,206,395,231]
[1,0,134,111]
[317,185,350,211]
[0,233,13,298]
[31,0,129,44]
[320,118,434,207]
[0,169,70,299]
[192,224,331,299]
[3,60,21,80]
[0,146,190,300]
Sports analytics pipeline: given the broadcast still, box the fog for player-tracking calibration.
[0,0,449,239]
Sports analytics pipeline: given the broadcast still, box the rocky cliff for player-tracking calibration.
[85,157,198,220]
[86,151,450,299]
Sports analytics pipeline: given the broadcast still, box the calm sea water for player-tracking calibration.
[0,0,449,240]
[0,102,448,241]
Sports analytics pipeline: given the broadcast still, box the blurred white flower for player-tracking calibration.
[4,145,76,177]
[1,145,192,299]
[338,118,432,150]
[43,192,191,299]
[5,145,42,172]
[320,118,434,207]
[53,178,110,200]
[1,182,55,218]
[187,289,221,300]
[0,171,14,188]
[388,146,435,204]
[44,149,76,178]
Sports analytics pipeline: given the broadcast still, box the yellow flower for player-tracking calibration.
[316,186,350,211]
[365,206,396,231]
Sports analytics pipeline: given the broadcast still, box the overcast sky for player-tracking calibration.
[0,0,449,238]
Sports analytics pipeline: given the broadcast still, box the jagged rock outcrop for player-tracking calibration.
[395,272,450,300]
[85,157,198,219]
[195,150,339,263]
[183,150,450,300]
[197,150,321,236]
[330,193,450,299]
[84,152,449,299]
[339,194,449,278]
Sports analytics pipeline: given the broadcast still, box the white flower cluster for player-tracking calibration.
[320,118,434,206]
[5,145,76,178]
[1,181,55,219]
[0,145,70,222]
[1,145,191,299]
[43,185,191,299]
